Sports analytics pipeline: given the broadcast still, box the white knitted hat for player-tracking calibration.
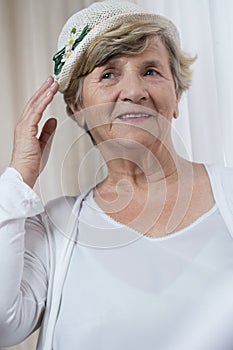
[53,0,180,92]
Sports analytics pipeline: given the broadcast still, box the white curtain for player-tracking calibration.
[0,0,232,349]
[137,0,233,167]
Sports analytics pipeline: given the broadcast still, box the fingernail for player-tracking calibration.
[50,82,57,90]
[46,76,53,83]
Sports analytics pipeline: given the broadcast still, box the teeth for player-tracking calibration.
[118,114,151,119]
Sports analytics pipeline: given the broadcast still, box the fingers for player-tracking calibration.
[10,77,59,188]
[21,76,59,125]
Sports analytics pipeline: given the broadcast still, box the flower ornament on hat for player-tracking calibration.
[53,25,91,76]
[53,0,181,93]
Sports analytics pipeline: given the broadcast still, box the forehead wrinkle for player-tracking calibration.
[141,59,164,68]
[101,39,169,69]
[99,57,166,70]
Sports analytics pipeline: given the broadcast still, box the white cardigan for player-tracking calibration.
[0,163,233,349]
[39,162,233,350]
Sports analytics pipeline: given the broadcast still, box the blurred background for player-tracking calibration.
[0,0,233,349]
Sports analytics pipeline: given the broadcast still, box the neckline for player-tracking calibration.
[84,162,218,242]
[86,189,218,242]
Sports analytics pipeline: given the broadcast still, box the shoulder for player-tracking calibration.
[204,162,233,184]
[42,187,94,237]
[42,195,80,236]
[45,195,77,214]
[204,162,233,200]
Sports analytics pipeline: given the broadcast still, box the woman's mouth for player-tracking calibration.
[116,113,153,123]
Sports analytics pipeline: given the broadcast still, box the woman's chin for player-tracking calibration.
[97,133,159,154]
[115,124,163,149]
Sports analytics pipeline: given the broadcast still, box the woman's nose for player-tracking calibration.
[118,74,149,103]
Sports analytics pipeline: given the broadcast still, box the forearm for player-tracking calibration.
[0,167,46,346]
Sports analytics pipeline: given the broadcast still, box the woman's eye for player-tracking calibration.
[145,69,158,76]
[102,72,114,79]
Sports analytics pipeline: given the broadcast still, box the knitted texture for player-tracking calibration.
[54,0,180,92]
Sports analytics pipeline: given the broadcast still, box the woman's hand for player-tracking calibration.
[10,76,59,188]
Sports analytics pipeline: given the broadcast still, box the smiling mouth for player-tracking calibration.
[116,113,153,120]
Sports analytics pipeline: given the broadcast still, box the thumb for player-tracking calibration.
[39,117,57,171]
[39,118,57,153]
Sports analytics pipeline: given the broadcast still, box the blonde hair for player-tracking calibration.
[64,21,196,115]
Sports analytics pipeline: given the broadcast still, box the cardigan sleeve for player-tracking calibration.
[0,168,49,347]
[205,163,233,238]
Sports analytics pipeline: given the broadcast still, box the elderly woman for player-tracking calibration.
[1,1,233,349]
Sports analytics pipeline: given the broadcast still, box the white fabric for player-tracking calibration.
[0,163,233,349]
[137,0,233,167]
[53,196,233,350]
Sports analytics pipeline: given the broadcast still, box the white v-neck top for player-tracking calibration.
[53,192,233,350]
[1,165,233,349]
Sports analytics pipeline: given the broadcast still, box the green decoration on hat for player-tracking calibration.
[53,24,91,76]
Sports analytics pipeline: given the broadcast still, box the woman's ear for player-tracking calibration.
[173,110,179,119]
[173,92,181,119]
[69,102,86,128]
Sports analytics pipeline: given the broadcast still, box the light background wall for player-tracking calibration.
[0,1,105,348]
[0,0,106,206]
[0,0,233,349]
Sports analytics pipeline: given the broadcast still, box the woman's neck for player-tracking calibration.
[97,139,184,189]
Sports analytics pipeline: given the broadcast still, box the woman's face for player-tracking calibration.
[76,36,179,149]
